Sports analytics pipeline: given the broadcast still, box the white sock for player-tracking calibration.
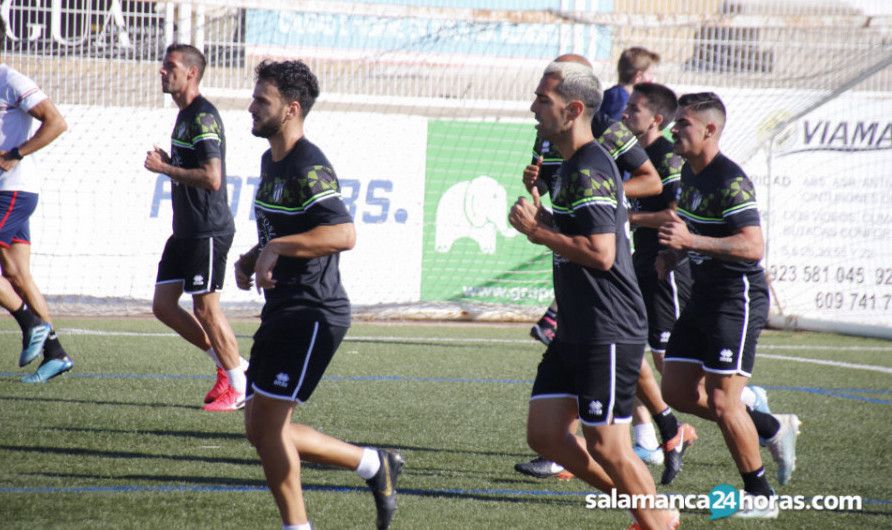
[282,523,311,530]
[226,367,247,394]
[355,447,381,480]
[740,385,756,409]
[205,347,222,369]
[549,461,565,473]
[633,423,659,450]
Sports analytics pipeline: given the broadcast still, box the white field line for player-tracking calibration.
[3,328,890,374]
[757,353,892,374]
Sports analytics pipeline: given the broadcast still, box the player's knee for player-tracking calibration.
[151,298,169,320]
[2,267,28,290]
[662,383,695,413]
[244,426,258,448]
[526,427,557,457]
[706,391,737,420]
[584,438,611,462]
[660,380,682,407]
[192,301,219,326]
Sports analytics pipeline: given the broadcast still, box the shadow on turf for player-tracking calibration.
[18,470,582,507]
[342,338,486,349]
[0,393,200,411]
[348,440,532,459]
[0,444,257,466]
[25,471,268,488]
[52,426,245,441]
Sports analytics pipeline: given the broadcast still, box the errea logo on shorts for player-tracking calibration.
[660,331,671,343]
[274,372,290,388]
[719,349,734,363]
[588,400,603,417]
[192,274,204,286]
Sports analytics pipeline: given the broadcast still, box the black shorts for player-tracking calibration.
[246,314,348,403]
[531,341,644,426]
[665,273,769,377]
[156,233,233,294]
[636,259,692,353]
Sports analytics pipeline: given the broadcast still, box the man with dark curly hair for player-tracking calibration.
[235,59,403,530]
[144,43,248,412]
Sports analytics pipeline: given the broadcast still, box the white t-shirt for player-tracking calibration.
[0,64,49,192]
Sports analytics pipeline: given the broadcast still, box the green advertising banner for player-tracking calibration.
[421,120,554,306]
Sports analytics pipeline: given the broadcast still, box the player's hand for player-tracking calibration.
[509,186,543,242]
[144,145,170,173]
[0,151,20,172]
[254,245,279,292]
[522,155,543,193]
[234,254,255,291]
[658,210,693,250]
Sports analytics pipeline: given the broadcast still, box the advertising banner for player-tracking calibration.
[743,93,892,327]
[420,120,553,306]
[32,106,426,307]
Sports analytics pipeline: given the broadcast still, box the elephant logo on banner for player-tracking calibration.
[435,175,517,254]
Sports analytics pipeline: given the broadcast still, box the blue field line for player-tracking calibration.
[1,483,889,508]
[1,371,890,404]
[765,385,892,405]
[324,374,533,385]
[0,372,211,381]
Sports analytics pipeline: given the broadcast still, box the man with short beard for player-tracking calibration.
[235,59,402,530]
[510,60,679,530]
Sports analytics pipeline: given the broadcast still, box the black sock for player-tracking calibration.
[741,467,773,496]
[43,332,67,361]
[748,408,781,439]
[653,408,679,444]
[11,303,41,333]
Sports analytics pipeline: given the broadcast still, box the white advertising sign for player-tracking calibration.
[31,106,426,308]
[742,93,892,327]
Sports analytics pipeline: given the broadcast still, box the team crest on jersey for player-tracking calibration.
[689,190,703,211]
[551,174,562,199]
[272,181,285,203]
[175,122,187,139]
[541,140,552,155]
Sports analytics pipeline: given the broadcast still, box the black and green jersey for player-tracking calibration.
[677,153,763,281]
[532,113,649,197]
[633,136,684,262]
[254,137,352,327]
[551,141,646,346]
[169,95,234,238]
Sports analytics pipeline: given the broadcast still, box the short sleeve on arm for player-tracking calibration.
[562,169,617,235]
[302,165,353,226]
[598,122,648,174]
[5,68,47,113]
[192,112,223,162]
[722,176,761,229]
[660,152,683,204]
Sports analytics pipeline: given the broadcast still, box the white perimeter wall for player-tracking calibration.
[22,92,892,327]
